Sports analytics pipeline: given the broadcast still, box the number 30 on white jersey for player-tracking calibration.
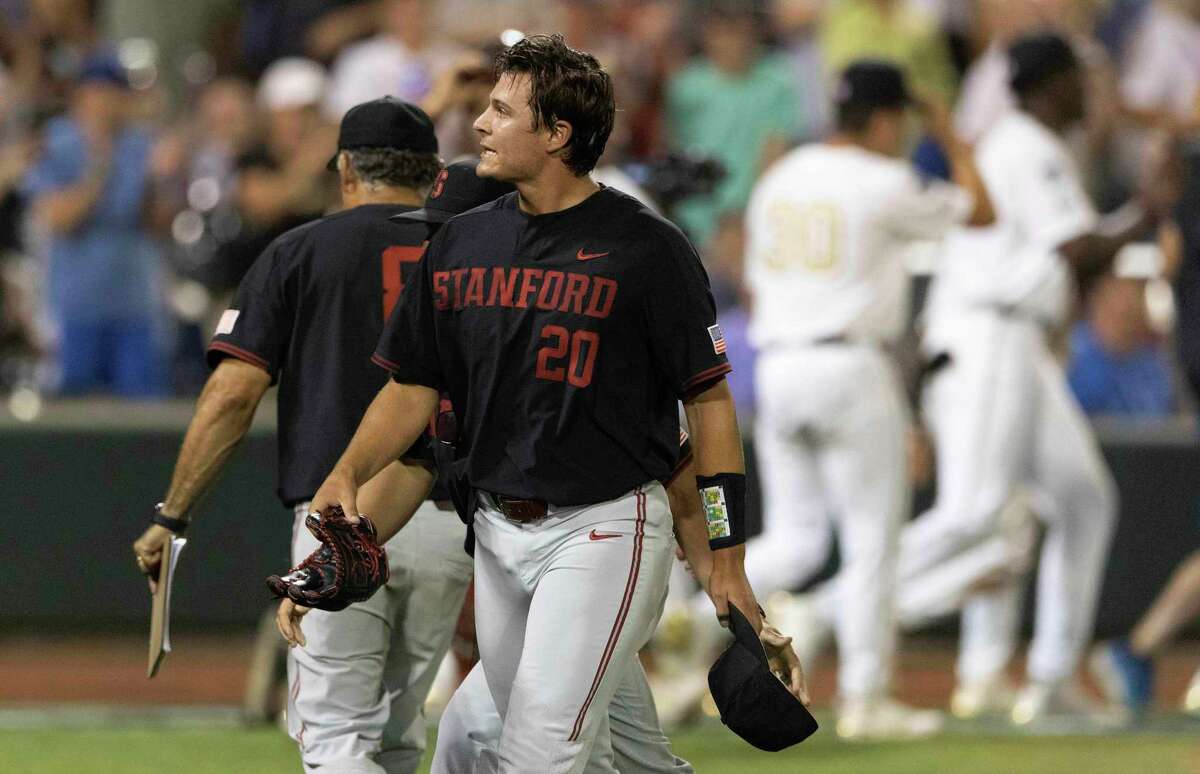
[745,143,972,350]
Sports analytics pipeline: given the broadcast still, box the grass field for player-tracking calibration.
[3,720,1199,774]
[4,635,1196,772]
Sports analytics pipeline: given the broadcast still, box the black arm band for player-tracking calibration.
[696,472,747,550]
[152,503,189,535]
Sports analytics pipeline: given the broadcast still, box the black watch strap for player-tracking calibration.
[153,503,189,534]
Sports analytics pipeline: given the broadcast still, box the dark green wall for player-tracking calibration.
[3,414,1198,635]
[3,424,286,627]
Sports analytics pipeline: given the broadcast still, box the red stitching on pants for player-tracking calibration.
[568,487,646,742]
[290,668,307,747]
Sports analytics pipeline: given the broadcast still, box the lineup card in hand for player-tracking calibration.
[147,536,187,678]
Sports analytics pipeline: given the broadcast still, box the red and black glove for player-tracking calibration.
[266,507,388,611]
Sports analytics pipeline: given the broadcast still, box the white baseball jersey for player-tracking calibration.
[745,143,971,349]
[905,112,1117,691]
[926,110,1098,327]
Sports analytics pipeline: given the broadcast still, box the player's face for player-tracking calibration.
[473,73,549,182]
[1057,67,1087,125]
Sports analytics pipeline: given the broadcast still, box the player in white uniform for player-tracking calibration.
[893,32,1183,724]
[741,60,992,740]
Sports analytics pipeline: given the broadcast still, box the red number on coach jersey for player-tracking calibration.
[382,245,426,317]
[536,325,599,388]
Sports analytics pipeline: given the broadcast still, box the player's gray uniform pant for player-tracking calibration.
[287,501,474,774]
[897,310,1117,684]
[432,659,691,774]
[471,484,674,774]
[745,344,910,700]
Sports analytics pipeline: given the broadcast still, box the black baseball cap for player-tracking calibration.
[834,59,911,111]
[1009,31,1079,96]
[392,158,515,224]
[707,605,819,752]
[327,96,438,171]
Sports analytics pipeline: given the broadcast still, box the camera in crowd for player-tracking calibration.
[624,151,726,210]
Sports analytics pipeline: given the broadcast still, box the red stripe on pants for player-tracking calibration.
[568,488,646,742]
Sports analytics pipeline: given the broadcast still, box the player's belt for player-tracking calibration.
[491,494,549,523]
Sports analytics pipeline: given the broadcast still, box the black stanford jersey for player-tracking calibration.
[208,203,441,507]
[373,187,729,506]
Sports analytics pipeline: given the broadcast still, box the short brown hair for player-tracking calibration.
[493,34,615,175]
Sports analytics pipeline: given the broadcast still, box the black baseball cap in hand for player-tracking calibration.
[834,59,911,111]
[708,604,819,752]
[393,158,515,224]
[327,96,439,171]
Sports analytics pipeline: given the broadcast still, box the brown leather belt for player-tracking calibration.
[492,494,549,523]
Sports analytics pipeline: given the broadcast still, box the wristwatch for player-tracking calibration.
[152,503,189,534]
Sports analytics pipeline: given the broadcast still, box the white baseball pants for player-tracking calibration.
[431,658,691,774]
[746,344,910,700]
[287,501,474,774]
[898,310,1117,684]
[471,484,674,774]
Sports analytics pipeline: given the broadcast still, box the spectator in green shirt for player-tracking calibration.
[667,3,800,247]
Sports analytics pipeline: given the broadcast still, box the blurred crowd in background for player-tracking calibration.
[0,0,1198,420]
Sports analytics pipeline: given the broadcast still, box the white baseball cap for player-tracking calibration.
[257,57,327,111]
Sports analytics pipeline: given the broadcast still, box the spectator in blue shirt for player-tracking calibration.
[25,55,168,397]
[1069,272,1174,417]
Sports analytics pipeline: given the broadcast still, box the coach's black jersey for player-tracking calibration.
[208,203,446,506]
[373,187,730,505]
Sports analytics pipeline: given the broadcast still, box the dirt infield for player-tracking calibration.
[2,630,1196,709]
[0,632,254,705]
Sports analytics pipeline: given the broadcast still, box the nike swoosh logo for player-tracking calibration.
[589,529,621,541]
[577,249,610,262]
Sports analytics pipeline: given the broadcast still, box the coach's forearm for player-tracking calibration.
[160,360,271,518]
[332,381,439,487]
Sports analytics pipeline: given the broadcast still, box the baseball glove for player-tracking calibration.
[266,507,388,611]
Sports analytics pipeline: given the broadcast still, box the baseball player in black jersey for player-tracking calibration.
[131,98,475,774]
[297,35,805,772]
[277,163,806,771]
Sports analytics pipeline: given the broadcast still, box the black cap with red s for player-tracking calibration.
[393,158,515,225]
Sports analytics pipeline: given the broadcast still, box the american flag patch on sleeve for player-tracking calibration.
[707,323,726,355]
[216,309,240,335]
